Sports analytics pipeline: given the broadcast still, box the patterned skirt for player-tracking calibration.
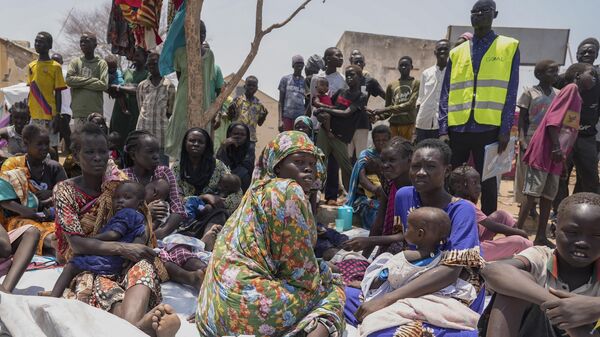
[63,259,162,312]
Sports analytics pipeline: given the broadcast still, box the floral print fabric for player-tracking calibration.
[196,131,344,336]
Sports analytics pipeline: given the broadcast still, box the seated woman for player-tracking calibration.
[345,125,391,229]
[122,130,185,239]
[449,164,532,261]
[481,192,600,337]
[0,224,40,293]
[172,128,242,217]
[216,122,254,192]
[53,123,180,336]
[197,131,345,337]
[0,124,67,256]
[345,139,485,337]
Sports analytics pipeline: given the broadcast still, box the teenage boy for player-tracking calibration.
[438,0,520,215]
[315,65,367,195]
[514,60,559,214]
[136,53,175,165]
[372,56,420,140]
[66,32,108,128]
[51,53,73,154]
[311,47,348,205]
[27,32,66,159]
[349,51,386,100]
[517,63,597,247]
[278,55,306,132]
[482,192,600,337]
[414,40,450,143]
[554,38,600,213]
[228,75,268,148]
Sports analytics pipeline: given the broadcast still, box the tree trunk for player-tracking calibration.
[185,0,204,128]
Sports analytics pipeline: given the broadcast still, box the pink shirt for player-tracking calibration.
[523,84,582,175]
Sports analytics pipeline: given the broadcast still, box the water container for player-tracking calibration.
[337,205,353,231]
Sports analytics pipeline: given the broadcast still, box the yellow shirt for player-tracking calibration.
[27,60,67,120]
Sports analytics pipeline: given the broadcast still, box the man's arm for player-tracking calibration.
[438,59,452,135]
[257,104,268,126]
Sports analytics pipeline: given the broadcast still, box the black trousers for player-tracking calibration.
[449,129,499,215]
[415,128,439,144]
[553,135,599,212]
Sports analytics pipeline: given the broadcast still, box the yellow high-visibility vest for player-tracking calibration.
[448,35,519,127]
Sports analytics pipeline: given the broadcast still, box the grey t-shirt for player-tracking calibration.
[278,74,306,120]
[517,85,558,143]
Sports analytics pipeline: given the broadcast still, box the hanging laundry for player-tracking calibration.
[115,0,163,51]
[107,2,136,59]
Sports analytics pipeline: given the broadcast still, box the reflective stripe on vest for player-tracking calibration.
[448,35,519,127]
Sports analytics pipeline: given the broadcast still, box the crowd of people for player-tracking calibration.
[1,0,600,336]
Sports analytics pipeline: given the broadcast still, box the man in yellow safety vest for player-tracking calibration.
[439,0,520,215]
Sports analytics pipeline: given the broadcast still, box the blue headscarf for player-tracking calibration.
[159,3,187,75]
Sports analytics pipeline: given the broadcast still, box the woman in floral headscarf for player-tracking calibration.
[196,131,345,337]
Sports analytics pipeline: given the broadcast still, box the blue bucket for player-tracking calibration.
[337,205,353,231]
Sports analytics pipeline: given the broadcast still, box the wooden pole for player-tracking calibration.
[184,0,204,128]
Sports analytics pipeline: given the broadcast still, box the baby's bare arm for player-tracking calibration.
[93,230,122,241]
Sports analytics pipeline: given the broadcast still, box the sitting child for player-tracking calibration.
[50,181,148,297]
[0,101,30,157]
[311,77,334,138]
[357,207,480,337]
[449,164,532,261]
[184,173,241,219]
[145,178,171,227]
[482,192,600,337]
[362,157,383,200]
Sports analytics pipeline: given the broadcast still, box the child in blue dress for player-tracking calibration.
[50,181,148,297]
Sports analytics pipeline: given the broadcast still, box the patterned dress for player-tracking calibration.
[196,131,345,337]
[172,159,242,214]
[54,163,164,311]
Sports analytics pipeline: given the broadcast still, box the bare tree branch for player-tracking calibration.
[194,0,314,129]
[262,0,311,36]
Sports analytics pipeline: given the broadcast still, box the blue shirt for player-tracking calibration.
[439,31,520,136]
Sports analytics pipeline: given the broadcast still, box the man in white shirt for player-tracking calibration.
[415,39,450,143]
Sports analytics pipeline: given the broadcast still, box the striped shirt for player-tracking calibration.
[136,77,175,151]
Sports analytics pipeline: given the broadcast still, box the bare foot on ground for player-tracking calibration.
[201,224,222,252]
[151,304,181,337]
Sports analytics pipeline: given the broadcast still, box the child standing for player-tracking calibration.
[227,76,268,147]
[105,55,128,116]
[373,56,420,140]
[515,60,559,214]
[277,55,306,132]
[482,192,600,337]
[450,165,532,261]
[50,181,148,297]
[518,63,597,247]
[136,53,175,164]
[28,32,67,160]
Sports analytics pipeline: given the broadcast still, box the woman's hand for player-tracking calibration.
[119,243,157,262]
[201,194,225,209]
[355,296,390,322]
[374,186,387,200]
[35,189,53,202]
[223,137,237,147]
[342,237,372,252]
[148,201,169,220]
[306,322,330,337]
[541,288,600,330]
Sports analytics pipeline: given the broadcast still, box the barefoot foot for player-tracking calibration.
[151,304,181,337]
[137,305,166,337]
[200,224,222,252]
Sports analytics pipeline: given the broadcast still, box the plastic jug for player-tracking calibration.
[337,205,353,231]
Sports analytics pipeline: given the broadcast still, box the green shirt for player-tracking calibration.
[382,78,420,125]
[66,56,108,119]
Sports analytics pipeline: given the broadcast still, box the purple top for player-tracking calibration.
[439,30,520,136]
